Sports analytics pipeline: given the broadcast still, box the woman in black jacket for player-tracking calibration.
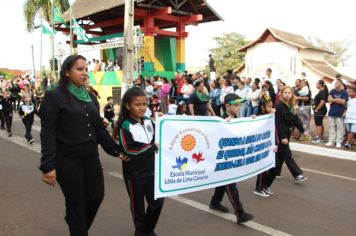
[275,86,309,183]
[39,55,121,236]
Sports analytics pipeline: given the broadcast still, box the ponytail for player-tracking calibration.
[319,80,328,96]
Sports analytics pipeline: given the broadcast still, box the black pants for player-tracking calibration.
[56,145,104,236]
[124,176,164,235]
[3,112,13,133]
[211,184,245,216]
[276,136,303,178]
[23,121,33,141]
[0,111,4,128]
[212,103,221,117]
[255,155,279,191]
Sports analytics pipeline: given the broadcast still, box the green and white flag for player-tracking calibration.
[71,18,89,42]
[42,21,56,35]
[54,6,66,25]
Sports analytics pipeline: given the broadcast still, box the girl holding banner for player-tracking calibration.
[116,87,164,236]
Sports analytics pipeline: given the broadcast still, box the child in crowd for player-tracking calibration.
[275,86,309,183]
[116,87,164,236]
[104,96,115,129]
[167,98,178,115]
[0,90,15,136]
[176,101,187,115]
[18,93,37,144]
[209,93,254,224]
[344,87,356,149]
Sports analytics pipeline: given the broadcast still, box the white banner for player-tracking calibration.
[155,114,275,199]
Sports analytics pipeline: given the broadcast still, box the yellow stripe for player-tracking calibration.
[176,39,185,64]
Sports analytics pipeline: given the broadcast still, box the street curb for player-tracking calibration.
[290,142,356,161]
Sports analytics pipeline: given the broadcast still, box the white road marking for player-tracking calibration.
[302,168,356,183]
[108,171,292,236]
[290,142,356,161]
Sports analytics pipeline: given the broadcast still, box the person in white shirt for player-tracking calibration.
[344,86,356,149]
[265,68,278,93]
[219,77,234,104]
[168,98,178,115]
[145,79,154,99]
[180,77,195,104]
[246,81,261,116]
[235,81,248,117]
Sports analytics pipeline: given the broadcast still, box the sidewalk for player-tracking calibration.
[290,115,356,161]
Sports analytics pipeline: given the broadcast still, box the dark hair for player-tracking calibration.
[194,80,203,88]
[170,78,177,87]
[213,79,220,88]
[162,77,169,84]
[252,81,260,89]
[169,98,175,104]
[223,76,232,86]
[318,80,329,95]
[336,73,342,79]
[185,77,193,84]
[117,87,146,128]
[258,95,273,115]
[266,68,272,73]
[107,96,113,101]
[254,78,261,84]
[59,54,87,100]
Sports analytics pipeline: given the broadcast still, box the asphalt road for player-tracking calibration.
[1,116,356,236]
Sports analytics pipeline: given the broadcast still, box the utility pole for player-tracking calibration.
[122,0,135,98]
[31,45,36,79]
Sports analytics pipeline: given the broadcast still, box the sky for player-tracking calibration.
[1,0,356,72]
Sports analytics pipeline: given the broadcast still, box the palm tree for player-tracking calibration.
[23,0,70,32]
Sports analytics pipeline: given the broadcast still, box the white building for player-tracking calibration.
[235,27,354,96]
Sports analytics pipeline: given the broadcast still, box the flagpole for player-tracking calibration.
[50,0,56,82]
[70,7,73,55]
[40,17,43,87]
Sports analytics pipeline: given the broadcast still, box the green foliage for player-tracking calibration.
[23,0,70,32]
[209,32,249,75]
[313,38,353,66]
[0,70,14,80]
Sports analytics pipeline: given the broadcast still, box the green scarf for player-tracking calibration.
[195,90,209,103]
[67,83,92,102]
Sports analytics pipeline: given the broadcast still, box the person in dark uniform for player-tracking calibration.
[0,89,16,136]
[39,55,121,236]
[116,87,164,236]
[209,93,254,224]
[104,96,115,129]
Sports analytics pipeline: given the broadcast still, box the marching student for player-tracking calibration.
[209,93,254,224]
[116,87,164,236]
[104,96,115,129]
[254,95,278,197]
[0,90,15,136]
[18,93,37,144]
[275,86,309,183]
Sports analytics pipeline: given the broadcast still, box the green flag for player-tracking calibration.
[54,6,66,25]
[71,18,89,42]
[42,22,56,35]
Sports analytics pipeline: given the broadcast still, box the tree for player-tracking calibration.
[312,38,353,67]
[209,32,249,75]
[23,0,70,32]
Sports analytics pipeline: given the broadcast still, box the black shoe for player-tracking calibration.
[29,139,35,144]
[149,233,157,236]
[237,212,254,224]
[209,203,229,213]
[8,132,12,137]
